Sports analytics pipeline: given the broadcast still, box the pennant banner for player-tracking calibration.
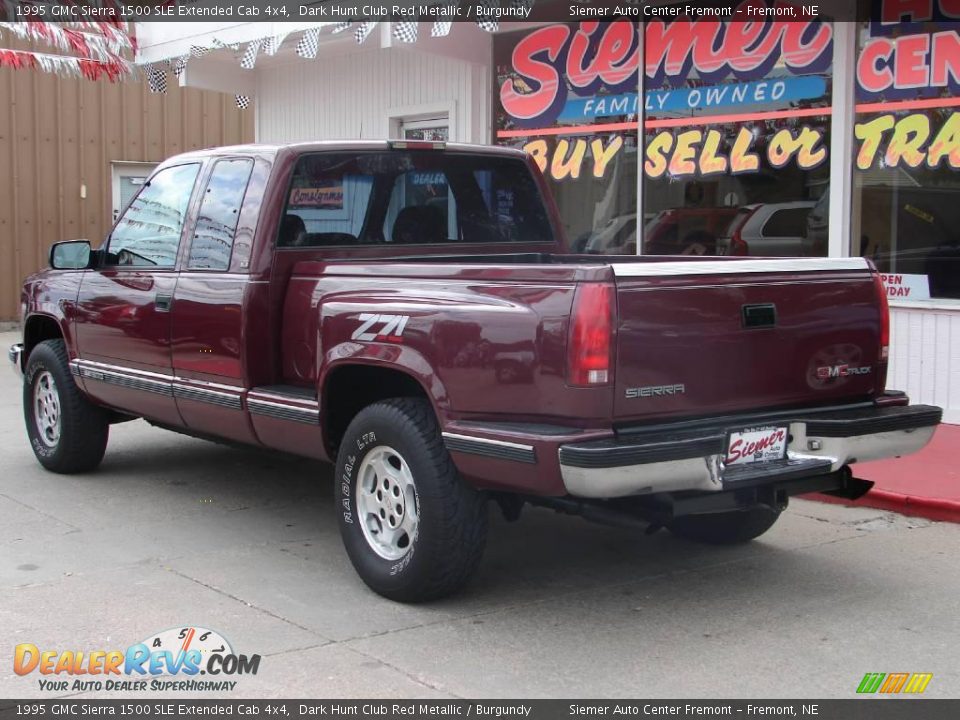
[392,22,418,43]
[147,64,167,93]
[0,21,130,63]
[354,22,376,44]
[240,38,263,70]
[431,22,453,38]
[172,55,189,77]
[0,48,131,82]
[263,33,289,56]
[296,28,321,59]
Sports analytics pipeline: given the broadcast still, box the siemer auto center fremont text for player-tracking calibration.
[569,705,806,716]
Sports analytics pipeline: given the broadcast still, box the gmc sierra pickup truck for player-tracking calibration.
[10,141,942,602]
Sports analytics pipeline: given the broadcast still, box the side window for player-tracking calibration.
[107,163,200,268]
[762,208,811,237]
[188,158,254,270]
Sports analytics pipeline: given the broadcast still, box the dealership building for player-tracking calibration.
[137,1,960,422]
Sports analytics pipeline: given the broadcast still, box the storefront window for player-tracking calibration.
[642,3,835,257]
[852,0,960,300]
[494,22,640,253]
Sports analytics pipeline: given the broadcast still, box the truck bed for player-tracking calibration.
[286,253,885,425]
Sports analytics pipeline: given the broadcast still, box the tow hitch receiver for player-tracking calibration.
[525,467,873,529]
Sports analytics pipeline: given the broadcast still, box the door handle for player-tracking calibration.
[742,303,776,329]
[155,293,174,313]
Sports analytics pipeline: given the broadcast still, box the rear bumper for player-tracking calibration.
[9,343,23,379]
[559,403,942,499]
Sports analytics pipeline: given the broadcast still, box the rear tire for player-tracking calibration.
[23,340,109,474]
[667,506,782,545]
[335,398,488,602]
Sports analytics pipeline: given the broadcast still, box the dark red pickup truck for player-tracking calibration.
[10,141,941,602]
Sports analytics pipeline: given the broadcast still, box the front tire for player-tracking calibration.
[335,398,488,602]
[667,506,782,545]
[23,340,109,473]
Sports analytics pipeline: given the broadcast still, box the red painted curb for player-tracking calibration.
[806,489,960,524]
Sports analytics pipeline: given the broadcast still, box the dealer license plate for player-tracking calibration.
[725,426,788,466]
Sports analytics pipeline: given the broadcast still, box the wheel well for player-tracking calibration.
[24,315,63,361]
[323,365,430,457]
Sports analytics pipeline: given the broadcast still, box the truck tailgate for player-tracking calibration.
[611,258,885,423]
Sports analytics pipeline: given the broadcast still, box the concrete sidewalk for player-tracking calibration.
[811,424,960,523]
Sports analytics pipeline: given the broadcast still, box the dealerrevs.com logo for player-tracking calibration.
[14,626,261,693]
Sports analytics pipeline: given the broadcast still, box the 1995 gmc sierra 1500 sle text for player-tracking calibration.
[10,141,942,602]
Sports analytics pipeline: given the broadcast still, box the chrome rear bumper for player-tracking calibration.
[559,404,942,499]
[9,343,23,379]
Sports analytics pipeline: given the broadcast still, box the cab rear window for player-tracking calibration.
[277,151,552,247]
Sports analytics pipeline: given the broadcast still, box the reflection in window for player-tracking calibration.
[494,23,639,254]
[108,163,200,268]
[643,6,834,257]
[189,159,254,270]
[851,7,960,300]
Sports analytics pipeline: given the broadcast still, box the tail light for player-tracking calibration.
[872,270,890,360]
[727,207,757,256]
[568,282,614,386]
[730,232,749,256]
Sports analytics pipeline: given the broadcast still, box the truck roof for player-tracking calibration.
[163,140,528,164]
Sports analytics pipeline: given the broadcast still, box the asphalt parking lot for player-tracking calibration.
[1,330,958,700]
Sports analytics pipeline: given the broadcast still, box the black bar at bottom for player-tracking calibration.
[1,699,958,720]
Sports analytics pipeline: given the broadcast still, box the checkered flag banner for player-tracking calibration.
[431,21,453,37]
[476,0,499,31]
[354,22,376,44]
[392,22,418,43]
[190,45,210,57]
[147,65,167,94]
[236,95,251,110]
[332,22,353,34]
[296,28,321,59]
[172,55,189,78]
[240,38,262,70]
[211,38,241,51]
[263,33,288,56]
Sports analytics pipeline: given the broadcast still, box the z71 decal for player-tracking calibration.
[351,313,410,342]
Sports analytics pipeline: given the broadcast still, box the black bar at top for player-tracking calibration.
[0,0,863,24]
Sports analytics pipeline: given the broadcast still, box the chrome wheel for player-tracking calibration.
[33,370,62,448]
[356,445,419,561]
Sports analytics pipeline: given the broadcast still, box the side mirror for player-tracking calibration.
[50,240,93,270]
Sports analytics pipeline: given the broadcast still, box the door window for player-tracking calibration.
[107,163,201,268]
[188,158,254,270]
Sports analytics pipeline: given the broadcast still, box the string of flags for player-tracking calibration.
[0,18,135,83]
[1,2,535,110]
[0,48,131,83]
[0,21,133,61]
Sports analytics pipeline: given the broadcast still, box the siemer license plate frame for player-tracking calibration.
[724,425,789,469]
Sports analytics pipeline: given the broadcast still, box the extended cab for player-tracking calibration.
[10,141,942,602]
